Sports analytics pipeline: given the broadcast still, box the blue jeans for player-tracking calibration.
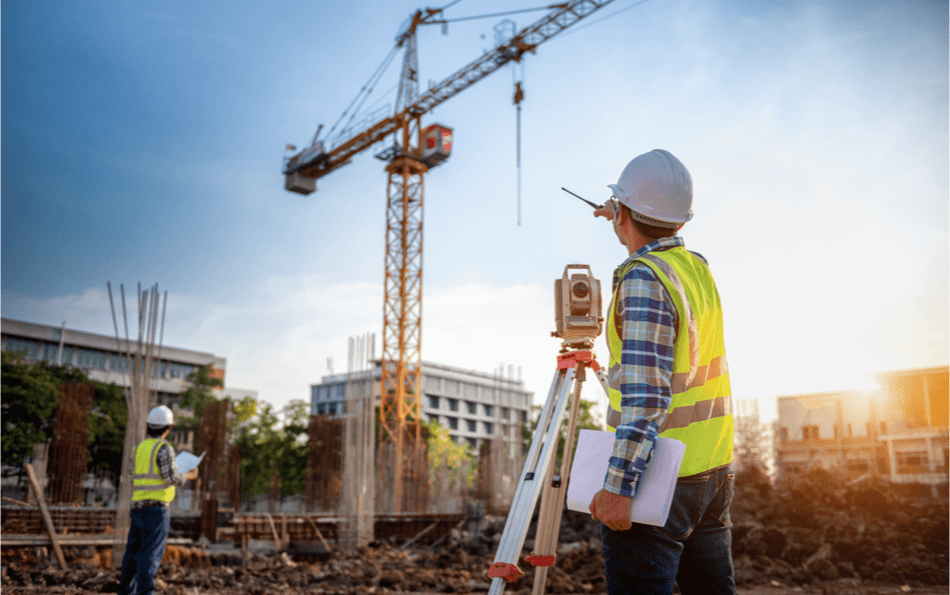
[601,466,736,595]
[118,504,170,595]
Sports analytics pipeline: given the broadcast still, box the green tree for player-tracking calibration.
[86,382,128,478]
[234,399,310,498]
[1,352,128,480]
[425,419,477,486]
[0,351,84,468]
[179,364,224,430]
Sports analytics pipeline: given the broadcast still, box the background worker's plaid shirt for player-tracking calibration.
[604,237,708,498]
[129,440,189,509]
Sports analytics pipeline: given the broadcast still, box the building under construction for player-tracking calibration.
[312,360,532,451]
[775,366,949,495]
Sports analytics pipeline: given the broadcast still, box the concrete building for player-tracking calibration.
[311,360,532,451]
[1,318,257,452]
[775,366,949,494]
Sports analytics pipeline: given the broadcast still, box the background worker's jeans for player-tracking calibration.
[118,504,170,595]
[601,466,736,595]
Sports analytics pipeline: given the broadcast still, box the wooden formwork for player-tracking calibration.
[230,512,464,552]
[0,506,201,541]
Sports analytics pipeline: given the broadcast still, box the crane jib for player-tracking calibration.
[283,0,618,184]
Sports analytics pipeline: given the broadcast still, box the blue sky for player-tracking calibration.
[3,0,947,420]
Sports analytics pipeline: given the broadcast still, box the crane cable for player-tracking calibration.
[318,44,401,148]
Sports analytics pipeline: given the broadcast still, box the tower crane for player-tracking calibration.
[283,0,618,511]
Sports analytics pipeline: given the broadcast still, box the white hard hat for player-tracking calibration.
[607,149,693,228]
[146,405,174,427]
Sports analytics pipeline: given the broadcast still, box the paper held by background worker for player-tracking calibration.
[567,430,686,527]
[175,451,205,475]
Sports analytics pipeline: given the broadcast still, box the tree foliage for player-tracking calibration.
[1,352,84,467]
[0,352,128,479]
[425,420,476,486]
[179,364,224,431]
[234,399,309,498]
[86,382,127,477]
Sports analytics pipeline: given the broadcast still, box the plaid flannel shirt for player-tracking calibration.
[604,237,707,498]
[129,440,188,508]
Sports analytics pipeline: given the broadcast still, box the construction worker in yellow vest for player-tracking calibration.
[587,150,736,595]
[118,405,199,595]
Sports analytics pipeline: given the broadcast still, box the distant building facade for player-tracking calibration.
[311,360,532,451]
[1,318,257,452]
[775,366,949,494]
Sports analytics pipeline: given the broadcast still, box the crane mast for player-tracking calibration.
[284,0,618,513]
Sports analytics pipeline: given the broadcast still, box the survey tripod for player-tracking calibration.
[486,341,611,594]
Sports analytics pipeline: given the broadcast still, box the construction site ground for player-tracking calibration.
[2,468,947,594]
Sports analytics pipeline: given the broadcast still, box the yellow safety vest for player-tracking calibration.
[131,438,176,503]
[606,245,733,477]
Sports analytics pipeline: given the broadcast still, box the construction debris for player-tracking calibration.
[2,468,947,594]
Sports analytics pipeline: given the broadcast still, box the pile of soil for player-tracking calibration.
[2,468,946,594]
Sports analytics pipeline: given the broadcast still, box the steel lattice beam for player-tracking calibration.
[379,117,427,511]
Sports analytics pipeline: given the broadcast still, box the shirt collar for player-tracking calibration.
[617,236,685,270]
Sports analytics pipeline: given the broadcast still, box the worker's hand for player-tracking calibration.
[593,204,614,221]
[186,468,199,481]
[589,488,632,531]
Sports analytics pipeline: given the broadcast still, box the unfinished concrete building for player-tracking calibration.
[311,360,532,452]
[775,366,949,494]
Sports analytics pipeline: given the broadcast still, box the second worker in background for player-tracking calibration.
[588,149,737,595]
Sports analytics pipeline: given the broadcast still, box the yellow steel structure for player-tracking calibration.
[380,116,427,510]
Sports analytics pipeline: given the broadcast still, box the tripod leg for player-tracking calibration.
[529,364,587,595]
[488,366,576,595]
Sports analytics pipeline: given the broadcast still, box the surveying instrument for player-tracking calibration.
[486,264,612,595]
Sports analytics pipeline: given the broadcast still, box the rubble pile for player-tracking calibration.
[1,469,947,594]
[730,467,949,588]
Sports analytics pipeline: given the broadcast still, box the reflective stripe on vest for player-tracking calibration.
[606,246,733,477]
[131,438,175,502]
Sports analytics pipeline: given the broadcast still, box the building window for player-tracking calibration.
[802,425,820,440]
[447,417,458,430]
[896,452,928,470]
[317,403,326,415]
[784,462,805,474]
[447,398,459,412]
[328,402,337,415]
[465,401,476,414]
[846,460,869,472]
[466,419,476,432]
[467,437,478,449]
[428,396,440,409]
[42,344,73,364]
[6,339,39,359]
[77,349,107,369]
[483,404,493,417]
[428,414,439,424]
[168,362,194,379]
[502,407,509,420]
[521,410,527,423]
[110,354,130,371]
[484,422,493,435]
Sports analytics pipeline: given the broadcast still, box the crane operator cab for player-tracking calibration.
[419,123,452,168]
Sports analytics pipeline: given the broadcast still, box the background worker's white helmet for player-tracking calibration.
[607,149,694,228]
[146,405,174,427]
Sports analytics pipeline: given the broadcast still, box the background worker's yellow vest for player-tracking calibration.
[131,438,176,503]
[606,246,733,477]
